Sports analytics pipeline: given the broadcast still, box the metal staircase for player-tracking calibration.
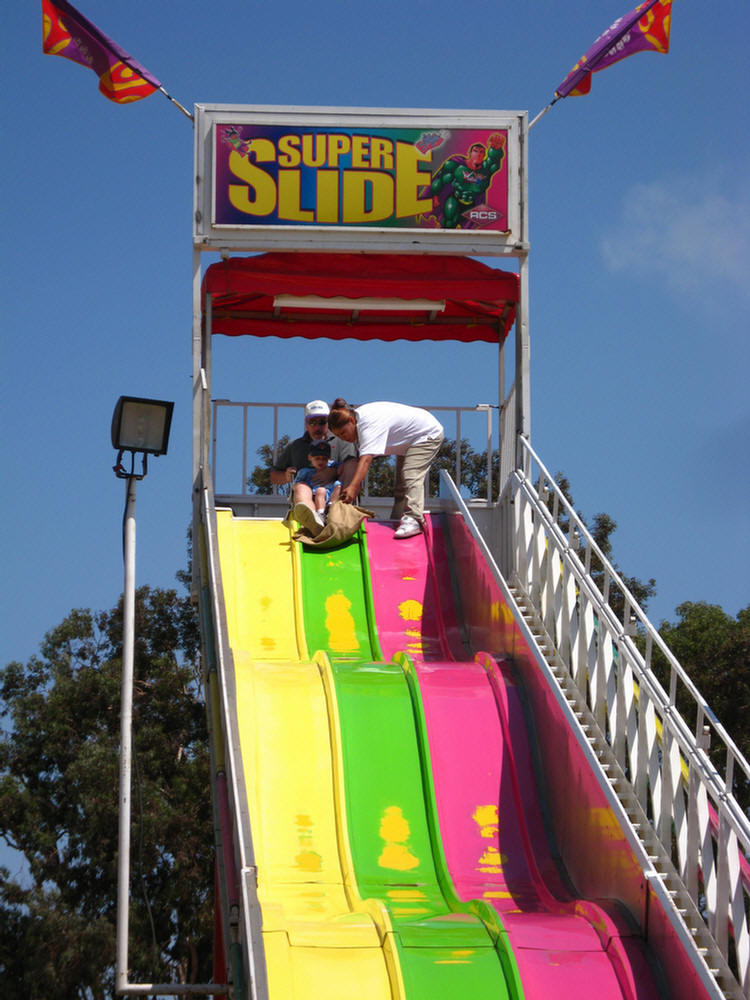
[441,434,750,1000]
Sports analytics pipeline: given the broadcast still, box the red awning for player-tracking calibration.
[202,252,518,343]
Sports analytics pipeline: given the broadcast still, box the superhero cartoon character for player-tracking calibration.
[426,133,506,229]
[222,125,252,156]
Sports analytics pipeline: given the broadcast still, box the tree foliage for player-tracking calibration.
[0,587,212,999]
[247,435,501,500]
[546,473,657,616]
[247,435,291,494]
[653,602,750,810]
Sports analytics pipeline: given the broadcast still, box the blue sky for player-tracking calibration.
[2,0,749,681]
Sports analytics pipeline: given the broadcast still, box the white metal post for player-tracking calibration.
[114,468,229,997]
[192,249,203,493]
[515,254,531,470]
[116,474,137,993]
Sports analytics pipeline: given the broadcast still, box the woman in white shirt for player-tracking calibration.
[328,398,444,538]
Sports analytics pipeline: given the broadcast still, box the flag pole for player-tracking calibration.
[529,98,557,130]
[159,86,193,122]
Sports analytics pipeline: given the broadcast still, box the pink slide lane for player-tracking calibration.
[365,517,663,1000]
[365,516,466,663]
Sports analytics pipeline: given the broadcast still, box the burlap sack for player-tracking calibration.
[285,500,374,548]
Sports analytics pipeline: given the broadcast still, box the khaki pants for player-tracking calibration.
[390,433,444,524]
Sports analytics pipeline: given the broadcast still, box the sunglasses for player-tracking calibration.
[307,417,328,426]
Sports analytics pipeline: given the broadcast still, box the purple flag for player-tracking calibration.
[555,0,671,98]
[42,0,160,103]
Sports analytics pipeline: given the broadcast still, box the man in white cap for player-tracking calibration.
[270,400,357,522]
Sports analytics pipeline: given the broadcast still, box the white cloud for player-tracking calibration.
[601,167,750,304]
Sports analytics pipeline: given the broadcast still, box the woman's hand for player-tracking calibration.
[340,455,373,503]
[340,484,358,503]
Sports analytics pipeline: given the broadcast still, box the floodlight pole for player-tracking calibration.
[116,472,138,994]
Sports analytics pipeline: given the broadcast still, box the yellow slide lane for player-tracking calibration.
[216,511,306,661]
[215,512,393,1000]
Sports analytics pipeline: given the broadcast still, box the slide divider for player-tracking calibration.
[358,524,385,663]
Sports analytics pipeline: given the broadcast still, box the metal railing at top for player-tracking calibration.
[211,399,497,502]
[499,434,750,991]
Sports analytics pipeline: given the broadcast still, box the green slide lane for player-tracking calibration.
[298,534,381,661]
[330,657,512,998]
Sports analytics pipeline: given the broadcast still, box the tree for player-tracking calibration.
[545,473,657,616]
[247,435,291,494]
[427,438,500,501]
[246,435,501,500]
[0,587,212,999]
[653,602,750,811]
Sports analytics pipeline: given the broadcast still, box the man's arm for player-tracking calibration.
[270,466,295,485]
[269,439,299,485]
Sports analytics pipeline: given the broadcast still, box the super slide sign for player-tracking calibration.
[193,105,527,254]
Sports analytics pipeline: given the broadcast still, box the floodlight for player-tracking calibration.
[111,396,174,455]
[111,396,174,480]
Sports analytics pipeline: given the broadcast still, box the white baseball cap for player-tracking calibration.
[305,400,329,418]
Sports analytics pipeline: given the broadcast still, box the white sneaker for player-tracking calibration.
[292,503,324,536]
[314,510,325,527]
[394,515,421,539]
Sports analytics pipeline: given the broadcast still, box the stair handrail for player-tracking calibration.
[516,435,750,813]
[506,444,750,990]
[510,465,750,856]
